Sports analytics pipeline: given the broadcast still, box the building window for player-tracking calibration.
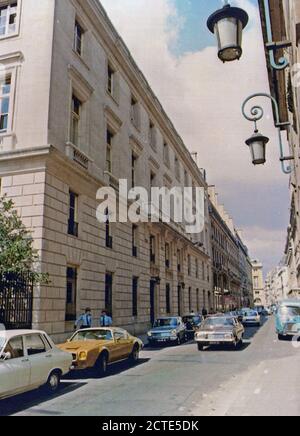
[202,261,205,281]
[0,2,18,37]
[74,20,84,56]
[66,267,77,321]
[150,235,156,264]
[163,142,170,167]
[105,273,113,317]
[132,277,138,317]
[175,156,180,181]
[166,284,171,314]
[70,95,81,146]
[105,208,113,249]
[149,120,156,150]
[188,255,192,276]
[196,259,199,279]
[150,171,156,189]
[68,191,79,237]
[131,95,140,129]
[177,249,181,273]
[184,170,189,187]
[165,243,170,269]
[107,63,115,96]
[189,288,192,313]
[131,153,137,188]
[132,225,138,257]
[106,129,114,173]
[196,289,200,312]
[0,74,11,132]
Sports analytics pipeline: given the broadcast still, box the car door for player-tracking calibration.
[25,333,54,388]
[113,330,132,360]
[0,335,30,398]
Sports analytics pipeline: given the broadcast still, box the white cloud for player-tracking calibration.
[100,0,289,271]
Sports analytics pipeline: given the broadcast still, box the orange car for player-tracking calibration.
[58,327,143,375]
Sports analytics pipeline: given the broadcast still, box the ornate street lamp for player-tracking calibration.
[242,93,293,174]
[245,130,269,166]
[207,2,249,63]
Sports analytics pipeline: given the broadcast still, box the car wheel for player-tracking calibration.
[130,344,140,363]
[197,343,204,351]
[45,371,61,394]
[95,352,108,376]
[278,334,285,341]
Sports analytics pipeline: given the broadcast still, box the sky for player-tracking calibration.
[100,0,290,275]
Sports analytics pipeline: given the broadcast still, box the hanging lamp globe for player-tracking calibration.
[207,3,249,63]
[246,130,269,165]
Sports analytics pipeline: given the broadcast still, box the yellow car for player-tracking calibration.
[58,328,143,376]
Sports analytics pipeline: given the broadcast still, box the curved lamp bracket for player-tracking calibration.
[263,0,291,70]
[242,93,293,175]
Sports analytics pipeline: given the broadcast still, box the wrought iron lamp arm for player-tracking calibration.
[242,93,292,175]
[263,0,291,70]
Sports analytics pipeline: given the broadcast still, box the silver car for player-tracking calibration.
[195,316,245,350]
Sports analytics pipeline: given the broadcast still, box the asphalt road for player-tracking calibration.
[0,317,299,417]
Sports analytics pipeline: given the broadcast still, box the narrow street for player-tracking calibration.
[0,317,299,417]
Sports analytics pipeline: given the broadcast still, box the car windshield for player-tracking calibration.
[244,310,257,316]
[279,306,300,318]
[154,318,178,328]
[204,317,234,327]
[71,330,113,342]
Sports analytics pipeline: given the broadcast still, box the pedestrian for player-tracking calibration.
[100,310,113,327]
[75,308,92,330]
[202,307,208,319]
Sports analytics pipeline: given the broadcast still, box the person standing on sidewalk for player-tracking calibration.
[75,308,92,330]
[100,310,113,327]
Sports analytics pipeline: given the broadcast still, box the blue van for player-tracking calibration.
[276,300,300,340]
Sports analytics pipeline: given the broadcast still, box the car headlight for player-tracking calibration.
[171,329,177,336]
[225,333,233,340]
[147,332,152,337]
[197,332,206,339]
[78,351,87,361]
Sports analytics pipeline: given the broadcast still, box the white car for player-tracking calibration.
[0,330,72,401]
[242,309,261,327]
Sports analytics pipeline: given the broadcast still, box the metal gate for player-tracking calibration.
[0,272,34,330]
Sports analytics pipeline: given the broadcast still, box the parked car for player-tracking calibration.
[182,314,202,340]
[0,330,72,401]
[276,300,300,340]
[195,315,245,350]
[147,317,187,346]
[58,327,143,375]
[241,309,261,327]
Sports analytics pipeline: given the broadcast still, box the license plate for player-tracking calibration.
[210,341,219,345]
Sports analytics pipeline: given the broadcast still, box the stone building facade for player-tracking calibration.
[0,0,212,341]
[258,0,300,299]
[208,186,253,311]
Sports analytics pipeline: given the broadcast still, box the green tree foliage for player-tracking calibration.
[0,196,48,283]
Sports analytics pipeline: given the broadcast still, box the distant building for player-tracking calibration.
[208,186,253,311]
[251,260,266,307]
[265,265,290,305]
